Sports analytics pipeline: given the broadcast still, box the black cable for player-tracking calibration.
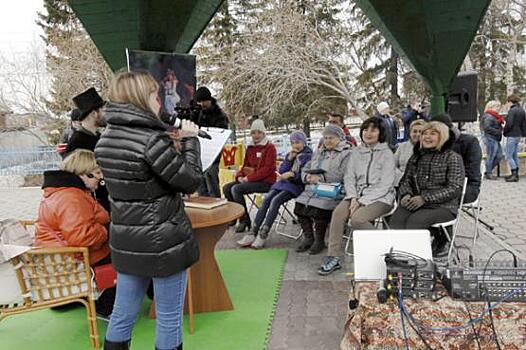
[486,298,501,350]
[397,276,410,350]
[463,301,482,350]
[477,249,515,349]
[400,304,434,350]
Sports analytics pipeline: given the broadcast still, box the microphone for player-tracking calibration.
[172,117,212,140]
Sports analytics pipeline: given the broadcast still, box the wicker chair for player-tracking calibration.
[0,221,101,348]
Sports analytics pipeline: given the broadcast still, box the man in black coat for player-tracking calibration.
[431,113,482,204]
[194,86,230,197]
[67,87,110,212]
[503,94,526,182]
[374,101,399,151]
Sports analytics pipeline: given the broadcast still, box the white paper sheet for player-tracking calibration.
[199,127,232,171]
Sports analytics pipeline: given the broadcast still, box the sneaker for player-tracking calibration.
[237,234,256,247]
[484,174,497,180]
[318,256,342,276]
[251,235,267,249]
[96,313,111,323]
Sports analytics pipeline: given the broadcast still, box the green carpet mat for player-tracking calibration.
[0,249,288,350]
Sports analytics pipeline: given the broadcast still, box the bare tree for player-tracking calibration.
[0,42,52,118]
[211,1,364,127]
[44,27,113,114]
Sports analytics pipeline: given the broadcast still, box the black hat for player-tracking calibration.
[430,113,453,128]
[70,108,81,121]
[194,87,212,102]
[72,87,105,120]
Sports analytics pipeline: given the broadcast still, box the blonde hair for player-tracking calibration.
[484,100,501,112]
[409,119,426,131]
[421,121,449,150]
[61,149,99,176]
[108,71,159,115]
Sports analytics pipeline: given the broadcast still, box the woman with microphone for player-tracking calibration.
[95,71,203,350]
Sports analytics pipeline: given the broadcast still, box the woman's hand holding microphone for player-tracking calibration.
[179,119,199,138]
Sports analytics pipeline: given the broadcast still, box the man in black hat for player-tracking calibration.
[193,86,230,197]
[66,87,106,154]
[66,87,110,213]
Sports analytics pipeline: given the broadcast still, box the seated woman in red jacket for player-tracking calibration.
[223,119,277,233]
[34,149,114,318]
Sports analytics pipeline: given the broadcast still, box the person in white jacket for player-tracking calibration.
[319,117,396,275]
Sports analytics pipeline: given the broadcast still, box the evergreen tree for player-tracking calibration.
[37,0,112,115]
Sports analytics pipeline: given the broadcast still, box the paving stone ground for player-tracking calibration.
[1,178,525,350]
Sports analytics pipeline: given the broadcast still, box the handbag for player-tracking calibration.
[48,228,116,289]
[313,182,343,199]
[93,263,117,289]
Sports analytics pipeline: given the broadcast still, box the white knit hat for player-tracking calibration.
[377,101,390,114]
[250,119,266,133]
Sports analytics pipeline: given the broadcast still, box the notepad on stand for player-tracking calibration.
[184,197,228,210]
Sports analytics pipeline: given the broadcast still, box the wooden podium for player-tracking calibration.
[148,201,244,332]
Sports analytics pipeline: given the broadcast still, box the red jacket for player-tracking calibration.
[35,171,110,265]
[236,141,277,184]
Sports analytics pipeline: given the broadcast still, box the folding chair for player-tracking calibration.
[430,177,468,263]
[452,194,482,249]
[344,200,398,256]
[374,201,398,229]
[275,200,302,240]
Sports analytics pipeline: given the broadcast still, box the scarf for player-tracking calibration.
[485,110,505,125]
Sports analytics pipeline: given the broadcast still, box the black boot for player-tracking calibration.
[296,217,314,252]
[235,221,251,233]
[104,339,130,350]
[309,219,327,255]
[506,168,519,182]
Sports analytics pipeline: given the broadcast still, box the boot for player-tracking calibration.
[155,344,182,350]
[235,221,251,233]
[309,220,327,255]
[505,168,519,182]
[296,219,314,253]
[104,339,130,350]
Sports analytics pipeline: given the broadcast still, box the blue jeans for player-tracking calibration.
[106,270,187,350]
[483,136,502,175]
[254,189,296,230]
[505,136,520,170]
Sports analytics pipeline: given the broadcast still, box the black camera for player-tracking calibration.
[160,102,201,127]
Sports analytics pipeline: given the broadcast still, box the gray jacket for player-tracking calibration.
[344,142,396,207]
[295,141,351,210]
[394,141,414,186]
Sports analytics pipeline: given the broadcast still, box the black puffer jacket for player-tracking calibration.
[95,103,202,277]
[503,103,526,137]
[399,137,465,214]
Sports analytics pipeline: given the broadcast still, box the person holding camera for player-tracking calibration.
[294,125,351,255]
[95,71,202,350]
[193,86,229,198]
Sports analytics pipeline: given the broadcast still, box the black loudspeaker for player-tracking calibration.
[446,71,478,123]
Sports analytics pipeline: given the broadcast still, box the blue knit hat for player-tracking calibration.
[290,130,307,144]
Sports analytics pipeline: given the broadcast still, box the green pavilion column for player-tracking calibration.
[355,0,491,115]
